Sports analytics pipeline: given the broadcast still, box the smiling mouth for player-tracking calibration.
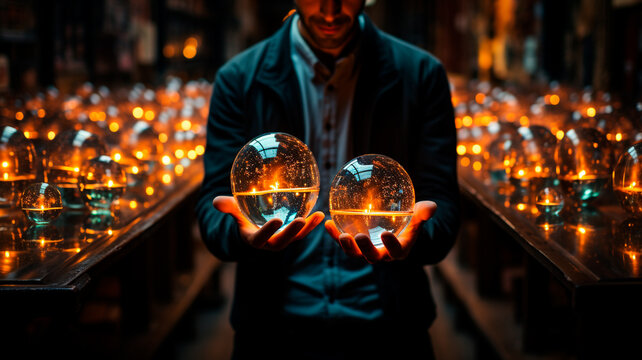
[317,25,341,35]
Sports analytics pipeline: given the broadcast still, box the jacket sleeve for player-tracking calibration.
[195,64,275,262]
[407,61,461,265]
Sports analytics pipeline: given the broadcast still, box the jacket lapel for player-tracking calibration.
[352,15,400,155]
[255,16,305,140]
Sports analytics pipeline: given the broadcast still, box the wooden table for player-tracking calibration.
[439,166,642,359]
[0,161,221,359]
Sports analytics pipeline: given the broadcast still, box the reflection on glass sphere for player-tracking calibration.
[44,129,107,208]
[81,212,115,239]
[23,224,63,248]
[78,155,127,212]
[613,142,642,217]
[0,125,37,208]
[231,132,319,229]
[20,182,63,224]
[613,218,642,277]
[535,187,564,216]
[121,120,163,174]
[555,127,612,205]
[329,154,415,247]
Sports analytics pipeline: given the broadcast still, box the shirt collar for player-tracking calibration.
[290,14,363,84]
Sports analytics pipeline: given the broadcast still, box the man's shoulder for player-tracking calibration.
[217,38,272,78]
[378,30,444,75]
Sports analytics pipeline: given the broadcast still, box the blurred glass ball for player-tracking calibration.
[535,186,564,216]
[613,142,642,217]
[329,154,415,247]
[78,155,127,212]
[0,125,37,208]
[231,132,319,229]
[20,182,63,224]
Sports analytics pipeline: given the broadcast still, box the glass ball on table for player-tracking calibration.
[329,154,415,247]
[20,182,63,224]
[555,127,612,206]
[78,155,127,214]
[231,132,319,230]
[613,142,642,217]
[535,186,565,216]
[0,125,37,209]
[44,129,107,209]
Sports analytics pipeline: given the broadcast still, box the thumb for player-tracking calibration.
[413,201,437,222]
[212,196,243,218]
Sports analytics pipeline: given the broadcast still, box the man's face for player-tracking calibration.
[295,0,365,52]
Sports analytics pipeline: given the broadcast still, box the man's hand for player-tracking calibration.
[325,201,437,263]
[212,196,325,251]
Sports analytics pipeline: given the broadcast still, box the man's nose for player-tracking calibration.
[320,0,341,20]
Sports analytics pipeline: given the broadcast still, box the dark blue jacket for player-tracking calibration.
[196,14,460,332]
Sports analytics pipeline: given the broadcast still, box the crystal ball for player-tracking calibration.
[555,127,612,204]
[329,154,415,247]
[121,120,163,167]
[20,182,63,224]
[613,142,642,217]
[78,155,127,212]
[44,129,107,208]
[0,125,37,208]
[231,132,319,229]
[535,186,564,216]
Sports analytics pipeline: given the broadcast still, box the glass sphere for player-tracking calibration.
[329,154,415,247]
[231,132,320,229]
[121,120,163,170]
[78,155,127,212]
[535,187,564,216]
[0,125,37,208]
[44,129,107,208]
[555,127,612,204]
[613,142,642,217]
[20,182,63,224]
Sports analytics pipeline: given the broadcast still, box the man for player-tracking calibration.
[195,1,460,358]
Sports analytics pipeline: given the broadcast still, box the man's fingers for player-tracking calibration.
[338,233,362,257]
[324,220,343,240]
[248,218,283,248]
[414,201,437,222]
[292,211,325,241]
[268,218,306,250]
[355,233,384,263]
[381,231,406,259]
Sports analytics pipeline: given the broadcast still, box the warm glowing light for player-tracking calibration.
[47,131,56,140]
[503,159,510,167]
[475,93,485,104]
[187,150,197,160]
[556,130,565,140]
[615,133,622,142]
[175,149,185,159]
[107,180,114,188]
[471,144,482,154]
[175,164,184,176]
[183,45,197,59]
[4,251,9,258]
[269,181,280,191]
[578,170,586,179]
[550,94,560,105]
[631,182,637,188]
[37,109,46,118]
[15,111,24,121]
[455,117,462,129]
[586,107,596,117]
[162,173,172,184]
[462,116,473,127]
[163,44,175,58]
[40,204,44,210]
[3,173,7,180]
[74,167,80,173]
[456,145,466,156]
[132,107,144,119]
[113,153,122,162]
[473,161,482,171]
[535,165,542,173]
[131,166,139,174]
[195,145,205,155]
[159,133,168,143]
[460,157,470,167]
[75,248,81,253]
[129,200,138,209]
[144,110,155,121]
[23,131,32,139]
[517,203,526,211]
[578,227,586,234]
[135,151,144,160]
[1,161,7,168]
[107,229,113,236]
[519,116,529,127]
[162,155,171,165]
[181,120,192,131]
[518,169,525,177]
[109,122,120,132]
[185,36,198,47]
[146,186,154,196]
